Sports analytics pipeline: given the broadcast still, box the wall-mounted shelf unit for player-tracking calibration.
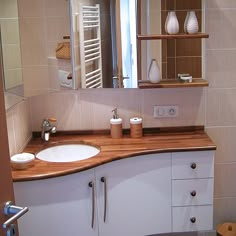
[138,79,208,89]
[137,33,209,40]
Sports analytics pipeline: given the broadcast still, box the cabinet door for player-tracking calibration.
[95,153,172,236]
[14,169,98,236]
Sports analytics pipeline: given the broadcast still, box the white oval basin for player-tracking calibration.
[36,144,100,162]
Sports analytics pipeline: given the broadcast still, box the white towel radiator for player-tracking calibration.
[79,4,103,88]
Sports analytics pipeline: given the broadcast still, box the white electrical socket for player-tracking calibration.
[153,105,179,118]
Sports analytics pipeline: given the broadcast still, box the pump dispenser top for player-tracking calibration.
[110,108,123,138]
[112,108,119,119]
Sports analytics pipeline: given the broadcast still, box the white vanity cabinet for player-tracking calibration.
[95,153,172,236]
[13,169,99,236]
[13,151,214,236]
[171,151,214,232]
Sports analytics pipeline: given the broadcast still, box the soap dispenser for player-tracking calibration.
[110,108,123,138]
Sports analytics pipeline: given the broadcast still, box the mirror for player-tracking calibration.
[0,0,138,98]
[0,0,24,97]
[0,0,205,96]
[0,0,71,99]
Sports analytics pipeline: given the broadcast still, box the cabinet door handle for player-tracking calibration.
[190,163,197,169]
[190,217,196,223]
[88,181,95,228]
[190,190,197,197]
[101,177,107,223]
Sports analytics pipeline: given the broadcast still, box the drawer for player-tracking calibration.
[172,205,213,232]
[172,178,214,206]
[172,151,214,179]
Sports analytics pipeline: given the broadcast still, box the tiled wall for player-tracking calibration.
[205,0,236,228]
[29,88,205,131]
[0,0,23,90]
[18,0,70,97]
[6,99,31,157]
[6,0,236,232]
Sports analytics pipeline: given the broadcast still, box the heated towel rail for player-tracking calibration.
[79,4,103,88]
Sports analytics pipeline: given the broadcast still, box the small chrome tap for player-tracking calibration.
[41,118,57,142]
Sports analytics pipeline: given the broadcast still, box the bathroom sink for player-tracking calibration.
[36,144,100,162]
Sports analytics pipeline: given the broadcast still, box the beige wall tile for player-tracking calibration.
[0,0,18,18]
[4,69,23,89]
[207,127,236,163]
[142,88,205,127]
[30,91,79,131]
[19,18,48,66]
[13,100,32,152]
[6,109,16,156]
[6,100,31,156]
[206,9,236,50]
[45,0,70,17]
[29,87,207,131]
[206,89,236,127]
[23,66,50,97]
[48,66,61,91]
[2,45,22,70]
[107,89,142,128]
[214,164,236,197]
[46,17,70,42]
[78,91,95,130]
[214,198,236,228]
[206,49,236,88]
[1,19,20,44]
[79,89,142,130]
[18,0,44,17]
[46,92,79,131]
[206,0,236,9]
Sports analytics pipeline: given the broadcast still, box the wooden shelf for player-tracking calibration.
[138,79,209,89]
[137,33,209,40]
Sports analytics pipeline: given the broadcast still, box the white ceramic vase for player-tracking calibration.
[184,11,190,33]
[148,59,161,84]
[186,11,199,34]
[165,11,179,35]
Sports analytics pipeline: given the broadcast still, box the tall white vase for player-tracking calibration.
[165,11,179,35]
[148,59,161,84]
[184,11,190,33]
[186,11,199,34]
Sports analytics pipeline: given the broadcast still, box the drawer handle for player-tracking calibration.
[190,217,196,223]
[190,190,197,197]
[190,163,197,169]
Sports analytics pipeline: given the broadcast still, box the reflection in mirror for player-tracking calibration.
[0,0,24,97]
[139,0,162,82]
[0,0,71,99]
[70,0,137,88]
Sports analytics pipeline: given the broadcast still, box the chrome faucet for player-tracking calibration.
[41,118,57,142]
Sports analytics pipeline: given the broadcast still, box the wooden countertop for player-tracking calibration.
[12,129,216,182]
